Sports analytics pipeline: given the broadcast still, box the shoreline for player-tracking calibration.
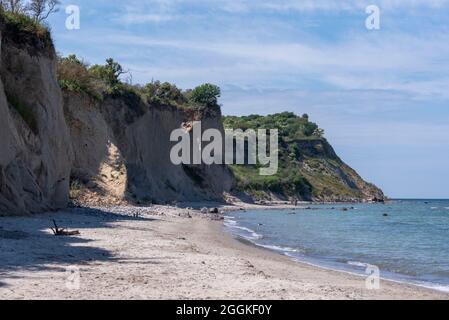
[220,209,449,297]
[209,211,448,299]
[0,205,448,300]
[222,206,449,295]
[232,232,449,295]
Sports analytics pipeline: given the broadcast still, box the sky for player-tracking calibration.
[47,0,449,199]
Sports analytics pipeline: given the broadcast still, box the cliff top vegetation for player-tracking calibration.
[0,1,60,56]
[57,54,222,114]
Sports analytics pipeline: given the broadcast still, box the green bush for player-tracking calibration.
[224,112,322,140]
[57,55,218,115]
[224,113,327,199]
[89,58,127,95]
[142,81,187,107]
[188,83,221,107]
[230,165,312,197]
[57,55,104,100]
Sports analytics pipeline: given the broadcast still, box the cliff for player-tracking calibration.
[0,12,384,215]
[0,15,72,215]
[0,12,233,214]
[224,113,384,202]
[64,93,233,206]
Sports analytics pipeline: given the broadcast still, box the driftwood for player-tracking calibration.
[51,220,80,236]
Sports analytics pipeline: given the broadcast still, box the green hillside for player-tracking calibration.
[223,113,384,202]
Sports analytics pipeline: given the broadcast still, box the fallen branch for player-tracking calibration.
[51,220,80,236]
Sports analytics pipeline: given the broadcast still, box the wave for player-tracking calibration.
[347,261,369,268]
[224,218,263,240]
[421,284,449,293]
[224,218,237,226]
[258,244,302,254]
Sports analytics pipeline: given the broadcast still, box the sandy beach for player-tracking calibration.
[0,205,448,300]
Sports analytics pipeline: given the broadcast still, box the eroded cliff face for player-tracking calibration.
[0,27,233,213]
[0,32,73,215]
[63,93,234,205]
[295,139,385,202]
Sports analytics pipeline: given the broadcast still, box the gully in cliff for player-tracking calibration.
[170,121,279,176]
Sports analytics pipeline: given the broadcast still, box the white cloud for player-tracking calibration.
[220,1,249,13]
[68,29,449,100]
[106,0,449,28]
[117,13,178,24]
[259,0,449,12]
[111,1,180,24]
[116,0,449,15]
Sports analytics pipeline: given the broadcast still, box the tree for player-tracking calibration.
[143,81,186,106]
[28,0,60,22]
[57,54,97,95]
[1,0,27,13]
[313,128,325,137]
[89,58,128,92]
[0,0,60,21]
[189,83,221,106]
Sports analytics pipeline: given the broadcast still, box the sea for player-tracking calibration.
[224,200,449,292]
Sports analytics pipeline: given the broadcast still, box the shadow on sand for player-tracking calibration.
[0,207,156,278]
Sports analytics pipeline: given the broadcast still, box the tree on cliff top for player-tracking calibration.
[0,0,26,13]
[143,81,187,107]
[1,0,60,21]
[188,83,221,107]
[28,0,60,22]
[89,58,129,94]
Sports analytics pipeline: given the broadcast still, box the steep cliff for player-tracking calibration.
[224,113,384,202]
[0,17,73,215]
[0,12,233,214]
[63,93,233,205]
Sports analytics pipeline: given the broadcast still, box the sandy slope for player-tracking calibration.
[0,206,447,300]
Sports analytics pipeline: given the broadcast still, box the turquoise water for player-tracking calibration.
[224,200,449,292]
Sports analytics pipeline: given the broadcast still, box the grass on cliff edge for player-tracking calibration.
[0,10,53,55]
[57,55,222,116]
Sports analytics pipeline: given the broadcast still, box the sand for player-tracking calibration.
[0,205,448,300]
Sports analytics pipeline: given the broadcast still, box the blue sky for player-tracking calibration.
[48,0,449,198]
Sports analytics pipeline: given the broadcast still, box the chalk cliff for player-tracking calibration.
[0,23,72,215]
